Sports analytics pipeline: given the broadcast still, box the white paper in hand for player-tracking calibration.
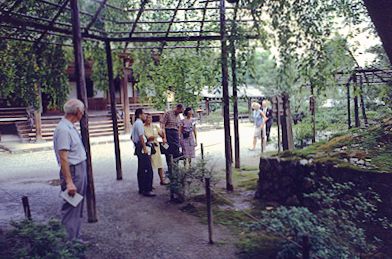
[142,146,152,155]
[60,190,83,207]
[162,143,169,150]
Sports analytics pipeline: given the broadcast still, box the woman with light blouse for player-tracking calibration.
[144,114,168,185]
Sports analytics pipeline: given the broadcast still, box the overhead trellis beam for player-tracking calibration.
[3,10,75,29]
[115,19,253,24]
[196,0,209,52]
[0,23,76,42]
[159,0,183,54]
[3,0,23,13]
[108,34,257,43]
[91,0,127,13]
[0,36,73,47]
[124,45,219,50]
[35,0,70,45]
[124,7,258,12]
[0,13,105,41]
[115,29,220,35]
[124,0,149,51]
[84,0,107,34]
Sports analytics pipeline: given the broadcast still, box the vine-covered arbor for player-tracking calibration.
[0,0,264,222]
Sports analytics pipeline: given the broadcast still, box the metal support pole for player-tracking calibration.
[105,40,123,180]
[33,83,43,142]
[302,235,310,259]
[205,177,214,244]
[123,68,131,134]
[276,96,281,153]
[359,74,368,127]
[70,0,97,223]
[310,84,316,143]
[230,40,240,169]
[168,154,174,201]
[219,0,233,192]
[353,75,360,128]
[346,76,352,129]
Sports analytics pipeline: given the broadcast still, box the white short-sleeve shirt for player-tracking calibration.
[131,118,145,144]
[53,117,87,165]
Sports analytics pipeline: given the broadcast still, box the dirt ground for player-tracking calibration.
[0,123,273,258]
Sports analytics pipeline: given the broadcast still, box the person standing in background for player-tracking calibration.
[144,114,168,185]
[179,107,197,167]
[262,99,273,142]
[249,102,267,151]
[160,104,184,166]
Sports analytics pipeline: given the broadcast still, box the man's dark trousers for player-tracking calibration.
[136,153,153,194]
[165,128,181,166]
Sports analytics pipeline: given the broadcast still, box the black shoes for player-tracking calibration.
[142,191,156,197]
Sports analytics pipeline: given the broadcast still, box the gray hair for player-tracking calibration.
[251,102,260,110]
[63,99,85,115]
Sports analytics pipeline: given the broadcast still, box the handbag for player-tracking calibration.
[160,142,168,154]
[183,131,190,139]
[147,142,157,155]
[134,141,156,156]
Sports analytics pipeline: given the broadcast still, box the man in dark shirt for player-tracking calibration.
[160,104,184,165]
[262,99,273,142]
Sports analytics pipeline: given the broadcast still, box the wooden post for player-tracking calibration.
[353,75,360,128]
[21,196,32,220]
[70,0,97,223]
[205,99,210,115]
[247,98,252,118]
[302,235,310,259]
[130,69,136,104]
[205,177,214,244]
[359,74,368,127]
[168,154,175,201]
[276,96,281,153]
[281,92,294,151]
[310,84,316,143]
[346,76,352,129]
[34,83,43,142]
[230,40,240,169]
[123,67,131,133]
[219,0,233,192]
[105,41,123,180]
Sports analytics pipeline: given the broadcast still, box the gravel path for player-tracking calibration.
[0,123,272,258]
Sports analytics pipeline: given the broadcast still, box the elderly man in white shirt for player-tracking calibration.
[53,99,87,241]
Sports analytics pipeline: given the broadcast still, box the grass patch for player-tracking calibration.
[183,189,280,257]
[233,169,259,191]
[237,232,281,259]
[277,117,392,172]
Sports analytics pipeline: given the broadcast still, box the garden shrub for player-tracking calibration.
[249,177,390,258]
[1,219,86,259]
[167,158,217,202]
[293,122,313,148]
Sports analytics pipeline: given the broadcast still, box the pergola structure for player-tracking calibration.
[2,0,391,223]
[0,0,264,222]
[336,67,392,129]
